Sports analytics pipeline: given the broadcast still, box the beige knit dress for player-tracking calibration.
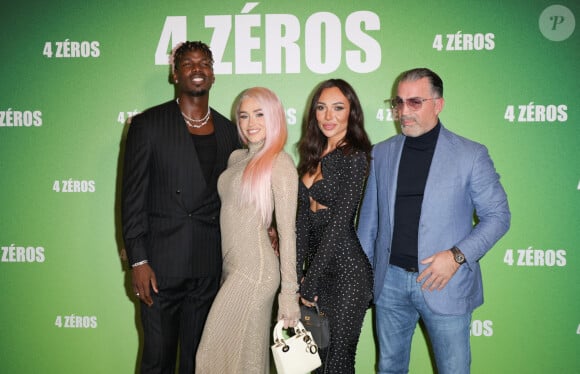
[196,143,300,374]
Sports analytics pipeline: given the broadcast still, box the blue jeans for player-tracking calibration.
[375,264,471,374]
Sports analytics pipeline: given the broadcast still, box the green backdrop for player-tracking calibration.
[1,1,578,373]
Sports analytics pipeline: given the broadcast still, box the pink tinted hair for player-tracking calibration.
[235,87,288,227]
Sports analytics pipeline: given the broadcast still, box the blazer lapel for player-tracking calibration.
[210,108,236,181]
[422,126,455,216]
[173,103,206,210]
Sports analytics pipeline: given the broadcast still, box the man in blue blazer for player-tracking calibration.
[357,68,510,374]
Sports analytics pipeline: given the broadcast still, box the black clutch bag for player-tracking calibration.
[300,304,330,349]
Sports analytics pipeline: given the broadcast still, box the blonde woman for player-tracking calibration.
[196,87,300,373]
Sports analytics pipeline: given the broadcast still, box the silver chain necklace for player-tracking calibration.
[176,98,211,129]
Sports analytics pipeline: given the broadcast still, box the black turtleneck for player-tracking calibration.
[390,122,441,270]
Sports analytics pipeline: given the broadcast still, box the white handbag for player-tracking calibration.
[271,320,322,374]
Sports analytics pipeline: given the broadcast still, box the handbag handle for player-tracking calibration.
[307,303,324,316]
[272,320,307,341]
[272,320,318,354]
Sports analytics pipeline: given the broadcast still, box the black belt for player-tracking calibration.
[393,264,418,273]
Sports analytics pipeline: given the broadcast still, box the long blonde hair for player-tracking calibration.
[235,87,288,227]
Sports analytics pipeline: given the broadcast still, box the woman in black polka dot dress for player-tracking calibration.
[296,79,374,373]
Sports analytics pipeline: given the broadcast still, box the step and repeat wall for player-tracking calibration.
[1,1,578,373]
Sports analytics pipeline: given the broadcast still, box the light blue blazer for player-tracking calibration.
[357,124,510,315]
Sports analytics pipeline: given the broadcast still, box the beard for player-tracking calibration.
[186,88,209,97]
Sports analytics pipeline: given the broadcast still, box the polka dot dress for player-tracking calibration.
[297,148,374,374]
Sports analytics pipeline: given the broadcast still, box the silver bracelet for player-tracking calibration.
[131,260,149,268]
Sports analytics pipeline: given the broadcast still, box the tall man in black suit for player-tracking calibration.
[122,41,240,374]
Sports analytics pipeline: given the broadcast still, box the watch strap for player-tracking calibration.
[450,246,466,264]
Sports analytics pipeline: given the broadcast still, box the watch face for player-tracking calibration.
[452,247,465,264]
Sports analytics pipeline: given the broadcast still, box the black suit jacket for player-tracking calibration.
[122,100,240,277]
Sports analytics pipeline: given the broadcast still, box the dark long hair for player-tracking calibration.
[297,79,372,176]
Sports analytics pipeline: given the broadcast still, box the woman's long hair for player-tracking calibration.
[236,87,288,227]
[297,79,371,177]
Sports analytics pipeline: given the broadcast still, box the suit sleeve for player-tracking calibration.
[121,116,151,265]
[357,145,379,265]
[456,145,511,264]
[300,152,368,301]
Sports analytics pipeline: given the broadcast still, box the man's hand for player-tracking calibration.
[417,249,460,291]
[132,263,158,306]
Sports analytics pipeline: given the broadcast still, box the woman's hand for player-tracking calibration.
[300,296,318,308]
[282,317,298,329]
